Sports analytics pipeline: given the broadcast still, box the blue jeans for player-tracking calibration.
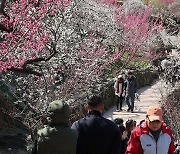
[125,94,135,111]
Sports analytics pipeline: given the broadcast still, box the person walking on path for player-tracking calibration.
[126,106,176,154]
[114,75,125,111]
[124,71,137,112]
[72,95,122,154]
[36,100,78,154]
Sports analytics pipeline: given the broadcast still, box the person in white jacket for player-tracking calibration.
[114,75,125,111]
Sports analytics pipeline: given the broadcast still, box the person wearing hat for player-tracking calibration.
[36,100,78,154]
[124,71,137,112]
[72,95,122,154]
[126,106,176,154]
[114,75,125,111]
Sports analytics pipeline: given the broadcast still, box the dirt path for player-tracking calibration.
[103,80,166,124]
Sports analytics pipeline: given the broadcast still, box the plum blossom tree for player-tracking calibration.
[0,0,123,130]
[168,0,180,21]
[95,0,167,61]
[0,0,70,74]
[0,0,167,132]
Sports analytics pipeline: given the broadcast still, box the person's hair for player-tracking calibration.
[127,71,133,75]
[114,118,124,126]
[119,125,126,135]
[125,119,136,131]
[87,95,105,107]
[119,77,124,81]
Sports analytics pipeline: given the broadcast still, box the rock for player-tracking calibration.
[0,149,28,154]
[0,82,29,153]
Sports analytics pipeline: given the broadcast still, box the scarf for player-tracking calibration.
[116,79,124,93]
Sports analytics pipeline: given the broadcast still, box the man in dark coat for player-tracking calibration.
[124,71,137,112]
[72,95,122,154]
[36,100,78,154]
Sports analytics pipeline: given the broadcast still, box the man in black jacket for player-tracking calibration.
[124,71,137,113]
[71,95,122,154]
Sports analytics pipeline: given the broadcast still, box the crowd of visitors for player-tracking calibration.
[32,71,178,154]
[33,95,177,154]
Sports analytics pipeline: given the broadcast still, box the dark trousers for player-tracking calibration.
[116,95,123,110]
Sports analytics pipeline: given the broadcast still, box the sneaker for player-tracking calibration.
[120,108,122,111]
[131,110,134,113]
[127,108,131,112]
[116,109,120,112]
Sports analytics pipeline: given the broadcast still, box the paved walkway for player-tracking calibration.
[103,80,166,124]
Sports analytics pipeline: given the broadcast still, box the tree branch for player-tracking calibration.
[8,67,43,76]
[0,0,10,19]
[0,0,6,14]
[0,23,11,32]
[7,46,58,76]
[23,46,57,67]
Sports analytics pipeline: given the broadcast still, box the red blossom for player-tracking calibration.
[0,0,70,71]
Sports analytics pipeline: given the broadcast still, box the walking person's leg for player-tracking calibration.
[119,95,123,111]
[125,95,131,111]
[116,96,120,111]
[130,94,135,112]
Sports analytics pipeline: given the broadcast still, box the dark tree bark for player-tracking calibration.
[7,48,58,76]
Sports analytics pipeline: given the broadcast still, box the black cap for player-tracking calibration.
[88,95,105,107]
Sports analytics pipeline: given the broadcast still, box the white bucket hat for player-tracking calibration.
[118,75,123,79]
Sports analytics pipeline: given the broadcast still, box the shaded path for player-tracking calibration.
[103,80,166,123]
